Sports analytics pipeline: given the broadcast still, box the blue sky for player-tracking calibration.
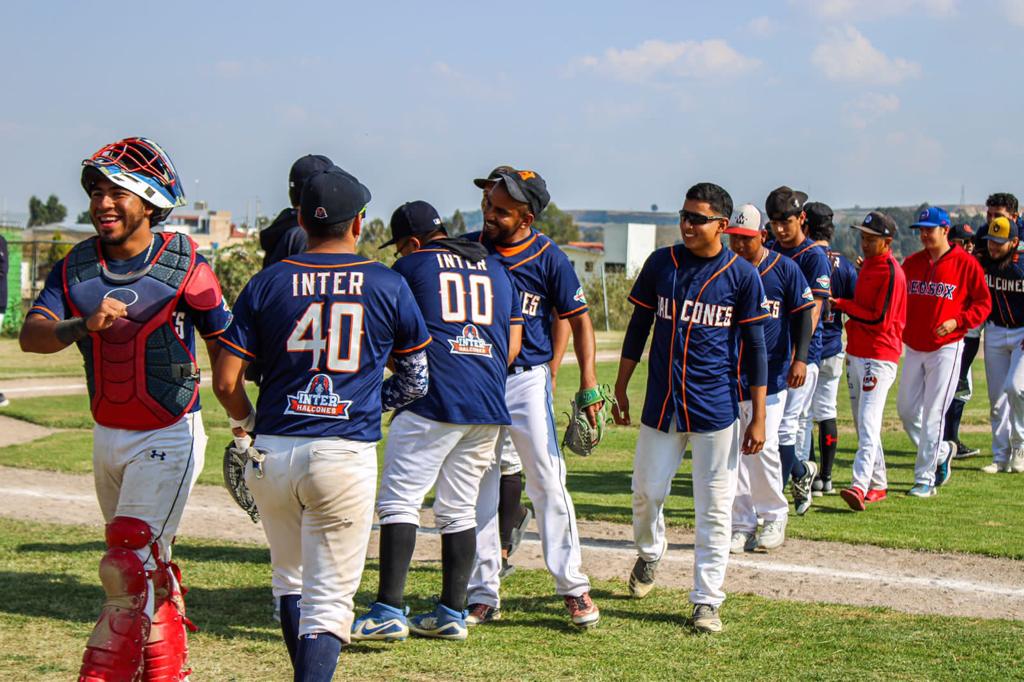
[2,0,1023,224]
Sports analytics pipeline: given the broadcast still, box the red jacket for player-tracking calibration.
[901,245,991,352]
[833,251,907,363]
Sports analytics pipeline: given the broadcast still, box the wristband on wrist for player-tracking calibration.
[54,317,90,345]
[229,410,256,433]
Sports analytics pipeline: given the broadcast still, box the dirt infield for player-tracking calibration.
[2,465,1021,621]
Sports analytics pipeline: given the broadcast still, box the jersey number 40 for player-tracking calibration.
[439,273,493,325]
[287,302,363,372]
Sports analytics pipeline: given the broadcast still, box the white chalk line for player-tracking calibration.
[0,383,87,394]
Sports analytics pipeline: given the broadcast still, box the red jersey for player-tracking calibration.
[833,251,907,363]
[901,245,991,352]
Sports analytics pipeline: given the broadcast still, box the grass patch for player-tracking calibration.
[1,517,1021,681]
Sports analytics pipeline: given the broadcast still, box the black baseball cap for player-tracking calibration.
[765,186,809,220]
[299,166,371,228]
[804,201,834,231]
[490,169,551,217]
[949,223,976,241]
[850,211,897,237]
[473,165,515,190]
[380,200,445,248]
[289,154,334,206]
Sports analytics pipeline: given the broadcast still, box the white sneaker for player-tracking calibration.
[730,530,756,554]
[1010,449,1024,474]
[755,519,787,551]
[981,461,1008,474]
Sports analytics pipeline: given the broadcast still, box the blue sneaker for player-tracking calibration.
[408,603,468,640]
[351,602,409,642]
[935,441,955,487]
[907,483,937,498]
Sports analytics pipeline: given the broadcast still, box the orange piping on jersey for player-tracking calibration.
[1003,292,1016,326]
[393,337,433,355]
[507,240,552,271]
[792,243,818,259]
[496,233,538,258]
[220,337,256,358]
[681,254,738,432]
[657,297,678,429]
[669,245,679,268]
[791,300,815,314]
[280,258,375,269]
[736,340,745,402]
[558,303,588,319]
[760,252,781,278]
[28,305,60,321]
[201,327,228,339]
[628,295,655,310]
[738,313,770,324]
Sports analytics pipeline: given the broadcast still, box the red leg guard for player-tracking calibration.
[143,561,195,681]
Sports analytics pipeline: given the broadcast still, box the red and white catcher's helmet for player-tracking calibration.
[81,137,186,224]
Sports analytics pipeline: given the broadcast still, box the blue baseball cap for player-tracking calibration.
[380,200,445,248]
[299,166,371,228]
[910,206,950,229]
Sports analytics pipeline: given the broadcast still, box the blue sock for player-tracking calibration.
[294,632,342,682]
[780,444,796,487]
[280,595,301,664]
[792,459,808,481]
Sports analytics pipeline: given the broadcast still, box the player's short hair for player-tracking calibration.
[685,182,733,219]
[987,193,1019,213]
[305,216,355,240]
[807,221,833,242]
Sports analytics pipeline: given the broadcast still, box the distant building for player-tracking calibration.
[562,222,657,281]
[563,242,604,281]
[162,203,244,250]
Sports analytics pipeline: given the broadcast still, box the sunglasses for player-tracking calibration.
[679,210,727,226]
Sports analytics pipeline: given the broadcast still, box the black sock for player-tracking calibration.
[440,528,476,611]
[498,473,523,552]
[780,444,796,487]
[376,523,417,609]
[280,595,301,664]
[808,432,817,463]
[819,418,838,481]
[944,399,965,442]
[294,632,342,682]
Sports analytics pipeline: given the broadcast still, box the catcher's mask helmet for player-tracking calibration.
[81,137,186,225]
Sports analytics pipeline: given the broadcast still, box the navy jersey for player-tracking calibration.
[29,233,232,414]
[464,230,587,368]
[822,250,858,358]
[738,252,814,398]
[392,245,522,425]
[219,252,431,442]
[629,244,768,434]
[770,238,831,364]
[985,252,1024,328]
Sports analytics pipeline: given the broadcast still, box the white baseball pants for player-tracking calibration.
[632,419,740,607]
[498,431,522,476]
[377,410,499,534]
[92,411,206,571]
[468,364,590,608]
[733,392,788,533]
[248,434,377,642]
[984,323,1024,465]
[846,355,897,492]
[897,341,962,486]
[779,363,819,463]
[811,353,845,422]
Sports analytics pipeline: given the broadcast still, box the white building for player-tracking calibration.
[562,222,657,281]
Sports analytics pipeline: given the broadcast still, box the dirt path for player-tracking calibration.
[0,414,61,445]
[2,465,1021,621]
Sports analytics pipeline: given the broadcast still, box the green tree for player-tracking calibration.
[446,209,467,237]
[581,271,635,331]
[212,238,262,307]
[357,217,395,266]
[534,202,579,244]
[27,194,68,227]
[76,210,91,224]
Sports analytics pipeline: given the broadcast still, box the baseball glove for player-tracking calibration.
[222,438,264,524]
[561,385,616,457]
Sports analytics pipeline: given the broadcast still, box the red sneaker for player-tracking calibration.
[840,487,866,512]
[564,592,600,628]
[865,488,887,503]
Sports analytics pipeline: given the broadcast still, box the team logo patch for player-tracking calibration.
[314,206,328,219]
[862,372,877,392]
[574,287,587,304]
[801,286,814,302]
[448,324,493,357]
[285,373,352,419]
[760,296,772,312]
[816,275,831,289]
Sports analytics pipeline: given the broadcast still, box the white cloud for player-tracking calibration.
[792,0,955,20]
[842,93,900,129]
[572,39,759,83]
[744,16,779,37]
[1002,0,1024,26]
[811,26,921,85]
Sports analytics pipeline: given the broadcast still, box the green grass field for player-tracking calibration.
[2,518,1022,682]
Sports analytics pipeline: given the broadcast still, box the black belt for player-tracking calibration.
[508,365,535,376]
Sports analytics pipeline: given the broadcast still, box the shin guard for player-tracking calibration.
[143,561,196,681]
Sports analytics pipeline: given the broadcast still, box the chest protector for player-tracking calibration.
[63,233,205,431]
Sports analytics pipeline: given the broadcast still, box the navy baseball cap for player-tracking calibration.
[984,216,1018,243]
[380,200,445,248]
[765,186,809,220]
[910,206,951,229]
[804,201,834,231]
[299,166,371,228]
[491,169,551,217]
[851,211,897,237]
[473,165,515,190]
[949,223,976,241]
[289,154,334,206]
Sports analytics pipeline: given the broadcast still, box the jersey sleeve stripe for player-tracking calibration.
[280,258,375,269]
[628,295,655,310]
[393,337,432,355]
[738,313,770,324]
[28,305,60,321]
[557,303,588,319]
[811,288,831,296]
[200,326,228,339]
[507,241,552,271]
[218,337,256,358]
[791,300,815,313]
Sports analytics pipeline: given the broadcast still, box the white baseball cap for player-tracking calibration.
[724,203,763,237]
